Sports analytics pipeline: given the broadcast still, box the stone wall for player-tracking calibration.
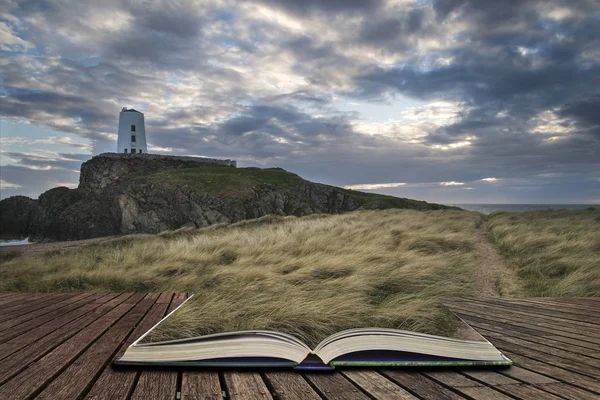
[94,152,237,167]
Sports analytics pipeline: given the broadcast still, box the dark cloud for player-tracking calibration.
[559,97,600,131]
[256,0,383,15]
[1,0,599,203]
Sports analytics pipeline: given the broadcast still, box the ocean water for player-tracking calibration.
[451,204,597,214]
[0,238,31,247]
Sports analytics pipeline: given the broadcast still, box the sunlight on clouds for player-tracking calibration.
[0,21,33,51]
[245,4,306,33]
[353,101,463,144]
[345,182,406,190]
[148,144,173,153]
[430,137,475,151]
[440,181,464,186]
[0,179,22,189]
[530,110,575,136]
[480,177,498,182]
[352,121,429,143]
[51,181,78,188]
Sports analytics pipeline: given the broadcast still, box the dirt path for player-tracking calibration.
[474,220,522,297]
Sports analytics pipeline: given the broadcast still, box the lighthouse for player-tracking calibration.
[117,107,147,154]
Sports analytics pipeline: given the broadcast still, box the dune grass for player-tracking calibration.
[0,209,481,346]
[488,209,600,297]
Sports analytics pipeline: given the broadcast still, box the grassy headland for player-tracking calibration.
[131,166,448,210]
[488,209,600,296]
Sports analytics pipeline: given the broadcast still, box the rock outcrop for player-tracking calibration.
[0,153,450,241]
[0,196,42,240]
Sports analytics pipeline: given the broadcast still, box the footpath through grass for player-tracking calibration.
[488,208,600,296]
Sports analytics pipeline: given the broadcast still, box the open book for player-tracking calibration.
[115,297,512,370]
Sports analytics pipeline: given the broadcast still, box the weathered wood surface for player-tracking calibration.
[0,294,598,399]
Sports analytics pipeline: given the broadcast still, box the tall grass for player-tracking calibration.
[488,209,600,297]
[0,209,480,346]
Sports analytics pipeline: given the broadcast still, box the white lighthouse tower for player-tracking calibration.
[117,107,147,154]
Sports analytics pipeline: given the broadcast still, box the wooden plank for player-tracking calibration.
[423,370,483,387]
[448,298,600,333]
[457,385,523,400]
[497,366,557,385]
[181,371,224,400]
[36,293,158,399]
[494,297,600,316]
[262,372,320,400]
[304,372,370,400]
[423,370,521,399]
[0,293,119,385]
[0,292,50,311]
[500,350,600,394]
[463,368,532,386]
[476,298,600,324]
[168,292,187,312]
[342,370,417,399]
[0,293,138,399]
[546,297,600,305]
[177,294,224,400]
[445,301,600,345]
[491,337,600,381]
[475,328,600,373]
[460,315,600,359]
[446,298,600,335]
[130,370,178,400]
[129,292,180,400]
[0,292,111,362]
[86,293,170,400]
[539,382,600,400]
[520,298,600,314]
[380,370,466,400]
[451,309,600,351]
[0,293,114,344]
[0,293,58,316]
[224,372,273,400]
[0,292,94,334]
[491,383,564,400]
[0,293,32,307]
[0,293,72,323]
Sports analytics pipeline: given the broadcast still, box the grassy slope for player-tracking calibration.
[131,166,447,210]
[488,209,600,296]
[0,209,480,346]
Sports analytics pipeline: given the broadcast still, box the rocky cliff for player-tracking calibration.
[1,153,451,241]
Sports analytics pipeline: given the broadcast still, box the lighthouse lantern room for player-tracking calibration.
[117,107,147,154]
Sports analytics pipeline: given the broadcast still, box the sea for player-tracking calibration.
[0,237,31,247]
[450,204,597,214]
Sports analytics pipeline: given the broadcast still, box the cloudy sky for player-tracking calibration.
[1,0,599,204]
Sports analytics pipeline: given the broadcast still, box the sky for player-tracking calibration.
[1,0,599,204]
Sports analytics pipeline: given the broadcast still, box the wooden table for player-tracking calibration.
[0,293,598,399]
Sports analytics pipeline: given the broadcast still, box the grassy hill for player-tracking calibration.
[131,165,450,210]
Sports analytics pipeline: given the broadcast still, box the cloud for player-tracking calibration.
[0,0,598,203]
[0,179,22,189]
[344,182,406,190]
[440,181,465,186]
[480,177,499,182]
